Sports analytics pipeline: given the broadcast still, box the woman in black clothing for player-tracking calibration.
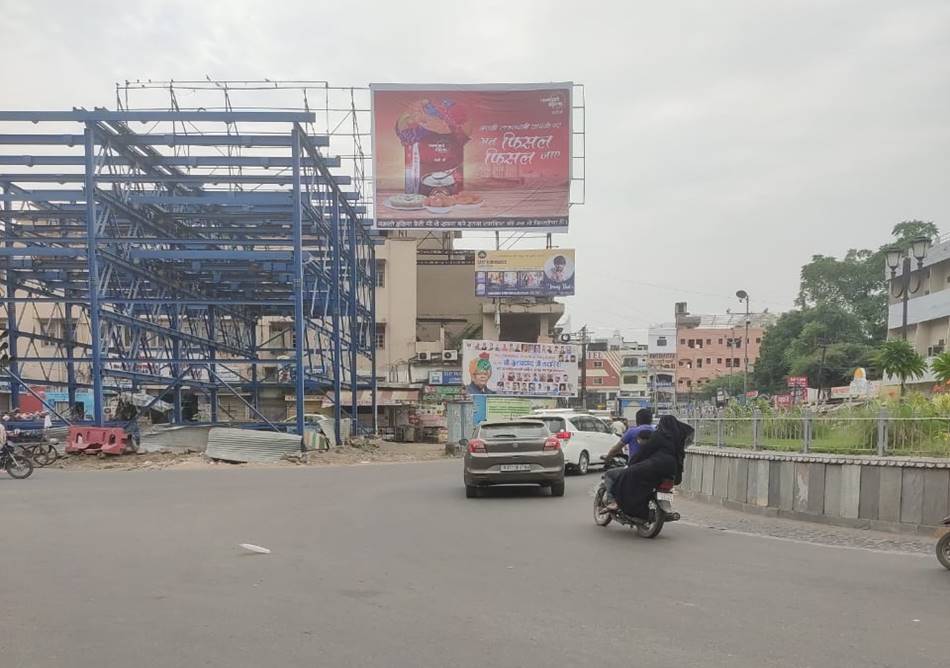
[615,415,693,522]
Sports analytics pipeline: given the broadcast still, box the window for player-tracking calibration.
[706,338,712,345]
[697,359,703,369]
[622,356,639,367]
[717,358,722,364]
[479,422,548,439]
[375,323,386,349]
[656,336,667,347]
[734,357,741,367]
[375,259,386,288]
[735,339,742,349]
[687,339,695,348]
[269,321,295,349]
[680,338,685,345]
[623,375,639,385]
[39,318,64,340]
[756,337,762,344]
[592,377,603,385]
[533,417,565,434]
[592,360,604,369]
[678,379,684,385]
[726,358,732,368]
[684,360,692,369]
[718,338,723,345]
[706,358,711,364]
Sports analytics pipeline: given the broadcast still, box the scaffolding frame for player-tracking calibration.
[0,109,376,438]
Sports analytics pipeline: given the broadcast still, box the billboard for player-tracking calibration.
[428,370,463,385]
[462,339,580,398]
[474,248,575,297]
[371,83,571,231]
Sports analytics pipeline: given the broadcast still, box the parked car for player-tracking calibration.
[463,419,565,498]
[517,411,617,475]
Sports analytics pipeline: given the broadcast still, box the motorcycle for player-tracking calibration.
[593,455,680,539]
[937,515,950,570]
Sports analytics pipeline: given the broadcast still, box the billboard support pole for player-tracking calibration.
[580,325,588,410]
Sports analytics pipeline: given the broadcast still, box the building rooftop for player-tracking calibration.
[679,312,776,330]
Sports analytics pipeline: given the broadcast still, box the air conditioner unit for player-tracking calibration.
[417,352,431,361]
[442,350,459,361]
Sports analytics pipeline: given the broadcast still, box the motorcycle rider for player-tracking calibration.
[600,408,654,511]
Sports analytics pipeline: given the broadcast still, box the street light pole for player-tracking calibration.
[887,237,930,343]
[736,290,750,398]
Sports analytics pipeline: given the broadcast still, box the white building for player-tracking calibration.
[648,323,677,410]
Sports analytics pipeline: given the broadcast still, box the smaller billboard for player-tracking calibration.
[787,376,808,388]
[474,248,575,297]
[428,370,463,386]
[462,339,580,397]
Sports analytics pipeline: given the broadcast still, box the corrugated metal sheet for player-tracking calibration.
[205,427,302,463]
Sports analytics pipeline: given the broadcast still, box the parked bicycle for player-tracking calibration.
[1,442,34,479]
[16,441,59,467]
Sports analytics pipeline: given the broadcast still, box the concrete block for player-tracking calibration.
[731,459,749,503]
[824,465,842,518]
[840,464,861,519]
[747,460,770,507]
[900,469,924,525]
[878,468,902,523]
[921,469,950,526]
[794,462,810,513]
[778,461,795,511]
[701,455,715,496]
[859,466,881,520]
[713,457,730,499]
[685,454,700,491]
[768,459,782,507]
[806,463,825,515]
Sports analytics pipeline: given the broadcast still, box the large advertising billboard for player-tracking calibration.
[462,339,580,398]
[475,248,575,297]
[371,83,571,231]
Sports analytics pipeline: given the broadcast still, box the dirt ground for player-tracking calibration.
[48,440,452,472]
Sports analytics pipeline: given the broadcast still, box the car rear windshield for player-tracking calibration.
[531,417,565,433]
[479,422,548,439]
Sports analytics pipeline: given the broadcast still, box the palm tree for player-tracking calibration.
[930,350,950,387]
[875,339,926,396]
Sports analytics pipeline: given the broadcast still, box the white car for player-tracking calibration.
[517,411,618,475]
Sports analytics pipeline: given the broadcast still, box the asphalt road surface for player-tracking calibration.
[1,460,947,668]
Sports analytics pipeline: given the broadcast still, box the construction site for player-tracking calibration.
[0,82,379,455]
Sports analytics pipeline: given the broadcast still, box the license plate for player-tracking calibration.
[500,464,532,472]
[657,492,674,501]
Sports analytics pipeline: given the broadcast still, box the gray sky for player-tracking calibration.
[4,0,948,339]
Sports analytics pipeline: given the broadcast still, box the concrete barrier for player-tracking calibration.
[680,447,950,535]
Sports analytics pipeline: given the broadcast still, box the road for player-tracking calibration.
[1,460,946,668]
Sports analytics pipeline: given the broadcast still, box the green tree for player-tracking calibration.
[698,373,746,401]
[929,350,950,385]
[796,221,939,343]
[875,339,926,395]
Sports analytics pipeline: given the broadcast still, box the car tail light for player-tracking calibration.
[544,436,561,451]
[467,439,487,453]
[556,430,572,440]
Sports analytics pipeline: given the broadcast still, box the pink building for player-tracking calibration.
[674,308,775,399]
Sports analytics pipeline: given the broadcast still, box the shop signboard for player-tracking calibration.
[474,248,575,297]
[428,369,463,385]
[371,83,571,231]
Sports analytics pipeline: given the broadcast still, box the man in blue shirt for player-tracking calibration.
[601,408,654,509]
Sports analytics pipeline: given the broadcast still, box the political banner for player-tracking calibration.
[371,83,571,231]
[474,248,575,297]
[462,339,580,398]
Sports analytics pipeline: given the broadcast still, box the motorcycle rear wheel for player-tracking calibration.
[635,500,665,539]
[5,451,34,479]
[937,533,950,570]
[593,486,612,526]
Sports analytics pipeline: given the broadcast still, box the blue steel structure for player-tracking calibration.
[0,110,376,438]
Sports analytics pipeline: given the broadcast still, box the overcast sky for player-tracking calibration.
[4,1,948,339]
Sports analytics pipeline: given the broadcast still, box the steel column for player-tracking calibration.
[2,184,19,410]
[290,129,306,437]
[330,188,343,444]
[83,125,104,424]
[170,307,182,423]
[208,305,218,423]
[345,197,359,433]
[370,247,378,435]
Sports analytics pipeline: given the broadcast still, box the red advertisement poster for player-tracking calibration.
[371,83,572,231]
